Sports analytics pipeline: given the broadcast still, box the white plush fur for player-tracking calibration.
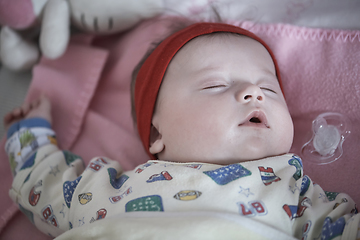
[0,0,164,71]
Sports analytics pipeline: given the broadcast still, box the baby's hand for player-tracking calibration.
[3,95,52,131]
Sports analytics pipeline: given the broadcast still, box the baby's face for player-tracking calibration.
[150,34,294,164]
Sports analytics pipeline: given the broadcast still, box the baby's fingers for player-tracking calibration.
[3,110,18,130]
[21,103,31,116]
[3,112,14,125]
[4,103,30,130]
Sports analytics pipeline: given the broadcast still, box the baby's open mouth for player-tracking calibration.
[249,117,262,123]
[239,110,270,128]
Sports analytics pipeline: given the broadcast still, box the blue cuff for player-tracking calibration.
[7,118,52,138]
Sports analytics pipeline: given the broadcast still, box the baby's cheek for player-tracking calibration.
[279,116,294,150]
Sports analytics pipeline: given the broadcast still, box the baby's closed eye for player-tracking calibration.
[260,87,277,94]
[203,84,228,90]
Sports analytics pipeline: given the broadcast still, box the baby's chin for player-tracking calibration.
[161,151,288,165]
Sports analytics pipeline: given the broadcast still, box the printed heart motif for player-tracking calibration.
[63,176,82,208]
[108,168,129,189]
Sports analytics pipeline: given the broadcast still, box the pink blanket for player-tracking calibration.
[0,18,359,239]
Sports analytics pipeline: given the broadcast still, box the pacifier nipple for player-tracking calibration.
[313,118,340,156]
[301,112,351,164]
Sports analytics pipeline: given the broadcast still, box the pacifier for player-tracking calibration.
[301,112,351,165]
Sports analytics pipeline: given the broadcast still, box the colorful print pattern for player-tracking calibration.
[5,120,360,239]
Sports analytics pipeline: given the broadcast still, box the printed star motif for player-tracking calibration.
[319,193,328,203]
[59,203,66,218]
[78,217,85,227]
[49,165,60,176]
[238,186,254,197]
[289,182,301,194]
[159,163,171,168]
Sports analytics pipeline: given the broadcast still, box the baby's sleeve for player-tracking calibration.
[5,118,57,176]
[5,118,86,237]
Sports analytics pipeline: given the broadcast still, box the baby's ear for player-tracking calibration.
[149,124,164,155]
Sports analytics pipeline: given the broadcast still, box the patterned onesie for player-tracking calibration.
[5,118,360,239]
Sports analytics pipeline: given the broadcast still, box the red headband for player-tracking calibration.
[135,22,283,160]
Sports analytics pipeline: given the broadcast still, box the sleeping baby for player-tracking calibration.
[4,22,360,239]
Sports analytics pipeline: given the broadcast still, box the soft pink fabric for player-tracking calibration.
[0,0,36,29]
[0,19,359,239]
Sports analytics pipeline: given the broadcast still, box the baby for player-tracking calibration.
[4,22,360,239]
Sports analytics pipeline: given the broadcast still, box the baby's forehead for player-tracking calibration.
[176,33,270,57]
[190,32,258,43]
[182,32,253,47]
[168,33,275,72]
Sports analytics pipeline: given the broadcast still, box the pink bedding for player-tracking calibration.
[0,18,359,239]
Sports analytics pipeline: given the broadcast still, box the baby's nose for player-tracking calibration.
[237,84,265,103]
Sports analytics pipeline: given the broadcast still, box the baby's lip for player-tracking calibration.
[239,110,270,128]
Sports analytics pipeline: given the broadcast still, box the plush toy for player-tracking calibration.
[0,0,164,71]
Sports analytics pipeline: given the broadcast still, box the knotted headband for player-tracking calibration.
[135,22,283,160]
